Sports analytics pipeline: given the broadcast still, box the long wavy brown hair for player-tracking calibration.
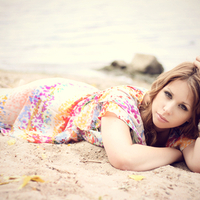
[140,62,200,146]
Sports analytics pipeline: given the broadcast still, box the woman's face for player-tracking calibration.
[152,80,194,131]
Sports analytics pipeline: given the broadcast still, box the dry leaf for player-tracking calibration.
[41,153,47,159]
[37,146,45,150]
[31,176,45,183]
[18,176,32,189]
[0,176,21,186]
[7,138,16,145]
[129,175,145,181]
[3,176,21,182]
[0,175,45,188]
[19,175,45,189]
[0,181,9,185]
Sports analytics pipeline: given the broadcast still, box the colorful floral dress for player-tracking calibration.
[0,78,195,150]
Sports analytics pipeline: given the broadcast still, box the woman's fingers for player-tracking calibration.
[196,55,200,61]
[194,56,200,69]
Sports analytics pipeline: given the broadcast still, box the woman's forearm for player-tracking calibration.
[101,113,183,172]
[193,137,200,155]
[115,144,182,171]
[184,137,200,173]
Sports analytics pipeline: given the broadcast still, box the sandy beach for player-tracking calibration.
[1,70,200,200]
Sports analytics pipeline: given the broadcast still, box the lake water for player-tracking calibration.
[0,0,200,78]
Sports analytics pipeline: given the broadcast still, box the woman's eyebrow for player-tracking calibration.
[167,87,192,108]
[182,102,192,108]
[167,87,174,95]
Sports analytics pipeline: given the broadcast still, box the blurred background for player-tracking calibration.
[0,0,200,78]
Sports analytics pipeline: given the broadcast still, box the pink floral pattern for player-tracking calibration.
[0,78,194,150]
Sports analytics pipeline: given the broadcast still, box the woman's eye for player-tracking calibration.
[179,104,188,111]
[164,91,172,99]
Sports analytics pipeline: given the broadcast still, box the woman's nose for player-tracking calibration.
[163,102,174,114]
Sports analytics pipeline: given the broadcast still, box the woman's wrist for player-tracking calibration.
[175,148,183,162]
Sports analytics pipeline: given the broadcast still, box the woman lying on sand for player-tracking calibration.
[1,56,200,172]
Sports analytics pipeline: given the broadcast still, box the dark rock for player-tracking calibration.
[128,53,164,75]
[111,60,128,70]
[98,54,163,84]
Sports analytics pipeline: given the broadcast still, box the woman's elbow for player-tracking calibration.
[109,157,129,171]
[107,154,140,171]
[188,164,200,173]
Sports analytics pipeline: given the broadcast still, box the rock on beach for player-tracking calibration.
[100,53,164,83]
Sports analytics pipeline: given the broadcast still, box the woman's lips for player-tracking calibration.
[156,113,169,123]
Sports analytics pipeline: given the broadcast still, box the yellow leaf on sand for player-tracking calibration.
[7,138,16,145]
[41,153,47,159]
[31,176,45,183]
[19,175,45,189]
[0,181,9,185]
[129,175,145,181]
[4,176,21,181]
[0,176,20,186]
[18,176,32,189]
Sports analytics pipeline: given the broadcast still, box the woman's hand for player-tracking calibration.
[194,56,200,124]
[194,55,200,69]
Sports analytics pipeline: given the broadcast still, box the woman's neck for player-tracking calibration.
[153,127,170,147]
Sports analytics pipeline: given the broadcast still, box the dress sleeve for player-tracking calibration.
[166,129,195,151]
[73,85,147,146]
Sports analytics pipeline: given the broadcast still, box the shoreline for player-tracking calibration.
[0,69,151,90]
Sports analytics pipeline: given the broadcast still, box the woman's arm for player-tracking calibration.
[101,112,182,171]
[183,137,200,173]
[185,56,200,172]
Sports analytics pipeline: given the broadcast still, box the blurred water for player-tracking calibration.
[0,0,200,77]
